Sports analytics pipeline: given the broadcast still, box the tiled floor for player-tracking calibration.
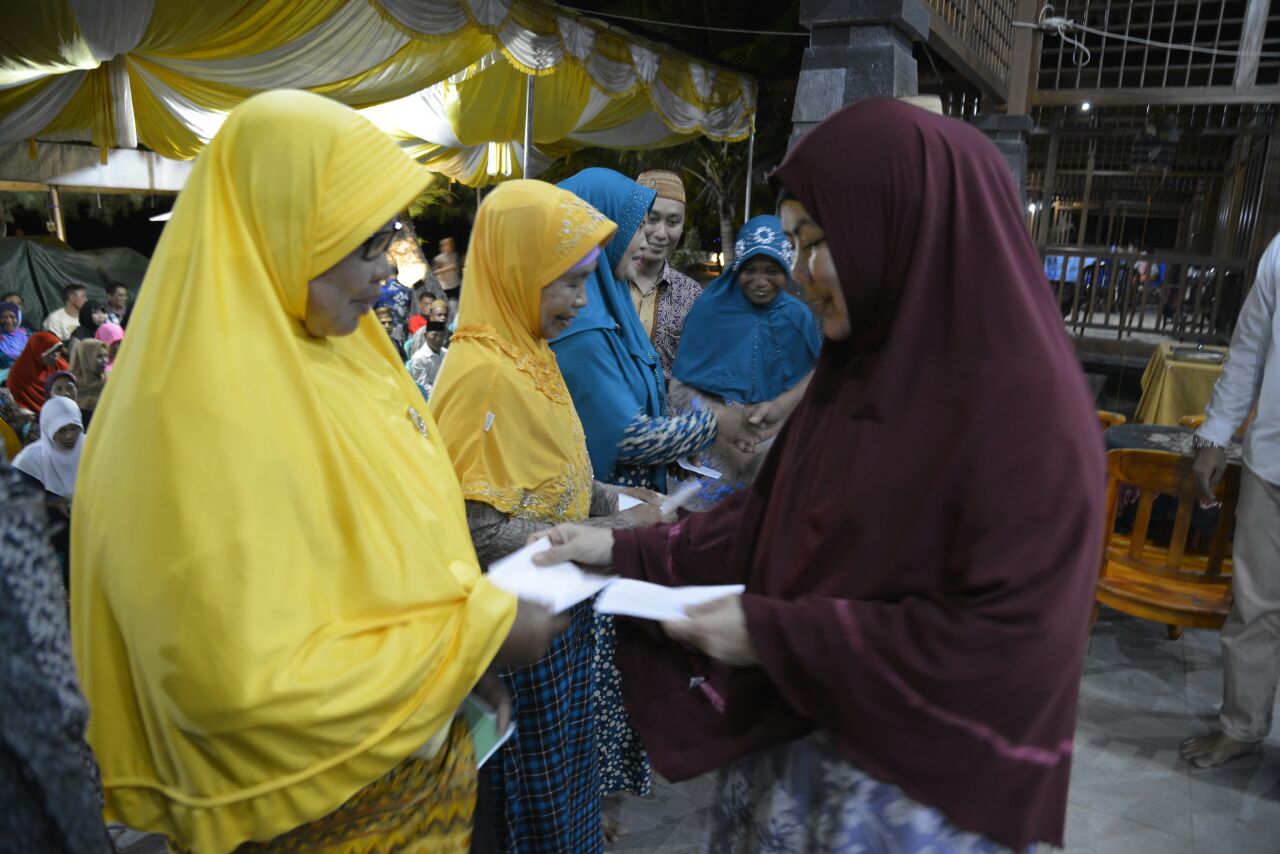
[119,609,1280,853]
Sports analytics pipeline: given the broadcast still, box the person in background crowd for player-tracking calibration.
[94,323,123,372]
[105,283,129,325]
[404,314,428,357]
[435,236,463,316]
[407,299,452,358]
[13,396,82,502]
[632,170,703,385]
[8,332,68,412]
[0,389,35,455]
[69,339,108,425]
[670,215,821,490]
[378,261,413,347]
[374,305,396,339]
[0,462,113,853]
[431,179,663,853]
[1182,232,1280,769]
[43,285,87,340]
[71,300,107,342]
[408,320,449,393]
[1,291,28,330]
[535,99,1104,854]
[1,300,30,371]
[43,371,77,405]
[72,90,562,854]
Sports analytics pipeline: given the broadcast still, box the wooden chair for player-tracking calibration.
[1093,449,1239,639]
[1097,410,1127,429]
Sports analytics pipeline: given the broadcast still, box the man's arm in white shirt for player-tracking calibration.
[1198,236,1278,446]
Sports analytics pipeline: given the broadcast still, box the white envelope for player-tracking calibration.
[595,579,745,622]
[487,539,616,613]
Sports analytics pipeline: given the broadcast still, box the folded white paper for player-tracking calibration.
[677,456,721,479]
[595,579,745,622]
[617,494,645,511]
[487,539,616,613]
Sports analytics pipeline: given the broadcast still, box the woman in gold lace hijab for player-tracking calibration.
[431,180,660,851]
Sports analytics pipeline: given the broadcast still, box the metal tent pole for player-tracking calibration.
[742,122,756,223]
[522,74,535,177]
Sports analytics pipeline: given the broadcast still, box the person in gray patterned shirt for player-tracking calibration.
[632,170,703,386]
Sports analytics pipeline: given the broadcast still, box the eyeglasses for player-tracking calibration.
[361,220,403,261]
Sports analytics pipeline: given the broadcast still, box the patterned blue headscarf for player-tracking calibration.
[673,215,821,404]
[550,168,665,485]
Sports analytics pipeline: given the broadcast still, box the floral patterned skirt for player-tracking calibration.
[706,733,1014,854]
[591,609,653,798]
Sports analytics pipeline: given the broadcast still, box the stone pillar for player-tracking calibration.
[972,113,1035,206]
[789,0,930,149]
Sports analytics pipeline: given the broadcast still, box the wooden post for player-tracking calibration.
[1037,125,1059,247]
[48,187,65,242]
[1234,0,1271,90]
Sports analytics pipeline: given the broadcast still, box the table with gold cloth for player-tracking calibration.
[1134,341,1229,425]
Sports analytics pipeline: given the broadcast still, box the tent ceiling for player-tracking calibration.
[0,0,756,187]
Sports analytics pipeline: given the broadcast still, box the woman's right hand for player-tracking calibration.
[530,523,615,567]
[495,600,570,667]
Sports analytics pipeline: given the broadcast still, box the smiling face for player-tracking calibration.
[780,199,850,341]
[737,256,787,306]
[53,423,81,450]
[540,255,595,340]
[0,309,16,333]
[304,218,395,338]
[613,226,649,283]
[49,375,77,402]
[642,198,685,263]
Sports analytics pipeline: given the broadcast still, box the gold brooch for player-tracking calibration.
[407,406,428,437]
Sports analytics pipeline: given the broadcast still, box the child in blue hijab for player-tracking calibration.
[669,216,821,496]
[674,215,821,405]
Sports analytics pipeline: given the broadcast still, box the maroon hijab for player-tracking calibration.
[612,99,1104,850]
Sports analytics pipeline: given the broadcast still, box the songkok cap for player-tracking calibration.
[637,170,686,204]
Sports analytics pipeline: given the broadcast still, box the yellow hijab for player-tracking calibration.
[71,91,515,851]
[430,180,615,524]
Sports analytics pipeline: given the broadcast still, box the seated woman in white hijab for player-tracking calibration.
[12,396,82,501]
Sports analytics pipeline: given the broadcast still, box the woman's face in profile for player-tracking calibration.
[780,199,850,341]
[54,423,81,450]
[305,219,395,338]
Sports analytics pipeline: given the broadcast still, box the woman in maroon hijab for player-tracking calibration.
[536,99,1103,852]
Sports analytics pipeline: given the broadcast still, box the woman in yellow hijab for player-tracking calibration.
[430,181,662,852]
[71,91,564,853]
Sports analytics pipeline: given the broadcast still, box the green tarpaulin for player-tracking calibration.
[0,237,147,327]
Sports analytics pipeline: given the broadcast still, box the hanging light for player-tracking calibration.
[1080,101,1092,112]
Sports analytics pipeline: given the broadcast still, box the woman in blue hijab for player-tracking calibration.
[551,168,728,824]
[670,216,821,491]
[674,215,820,403]
[552,168,722,493]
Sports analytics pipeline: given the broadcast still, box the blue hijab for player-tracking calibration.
[673,216,821,404]
[0,302,29,365]
[551,168,665,485]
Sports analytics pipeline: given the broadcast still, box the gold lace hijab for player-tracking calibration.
[430,180,616,523]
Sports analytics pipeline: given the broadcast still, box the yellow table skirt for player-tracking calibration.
[1134,341,1229,426]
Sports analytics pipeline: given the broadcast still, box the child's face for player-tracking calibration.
[737,257,786,307]
[54,424,82,450]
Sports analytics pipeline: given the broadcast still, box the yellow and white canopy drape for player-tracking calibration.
[0,0,756,186]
